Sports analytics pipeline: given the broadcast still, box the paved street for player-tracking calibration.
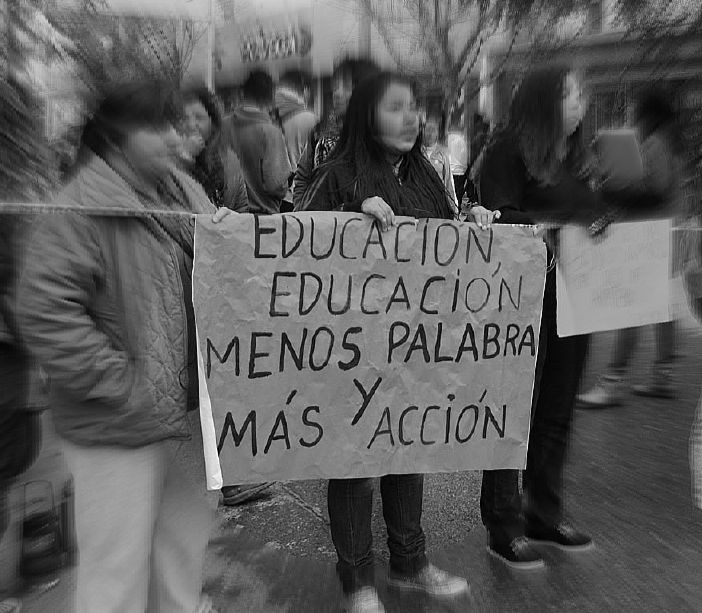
[7,312,702,612]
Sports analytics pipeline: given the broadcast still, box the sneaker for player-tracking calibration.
[526,522,593,551]
[632,368,675,399]
[577,375,623,408]
[486,534,545,570]
[221,483,274,506]
[387,563,469,597]
[632,382,675,399]
[0,598,21,613]
[340,587,385,613]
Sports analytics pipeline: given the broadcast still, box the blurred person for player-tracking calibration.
[301,71,468,613]
[578,86,687,407]
[447,123,469,205]
[464,115,490,208]
[181,87,271,506]
[226,70,291,215]
[0,214,43,613]
[181,86,249,212]
[275,70,318,211]
[471,66,601,569]
[293,58,379,209]
[421,114,459,215]
[15,81,231,613]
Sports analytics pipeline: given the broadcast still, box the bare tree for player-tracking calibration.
[358,0,591,134]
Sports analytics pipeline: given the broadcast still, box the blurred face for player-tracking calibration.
[423,119,439,147]
[562,72,584,137]
[121,125,173,182]
[332,75,351,115]
[184,100,213,142]
[375,82,419,156]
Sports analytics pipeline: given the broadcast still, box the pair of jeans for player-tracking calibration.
[609,320,676,373]
[480,268,590,537]
[328,474,428,594]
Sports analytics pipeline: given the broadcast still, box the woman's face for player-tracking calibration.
[184,100,213,142]
[562,72,584,137]
[375,82,419,155]
[121,125,173,182]
[423,119,439,147]
[332,78,351,116]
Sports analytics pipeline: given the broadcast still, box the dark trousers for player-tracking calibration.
[328,474,428,594]
[609,320,675,372]
[453,174,468,205]
[480,269,589,537]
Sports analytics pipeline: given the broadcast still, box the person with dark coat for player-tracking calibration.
[301,71,468,613]
[471,66,601,570]
[293,58,379,209]
[0,214,42,613]
[181,86,249,212]
[226,71,291,215]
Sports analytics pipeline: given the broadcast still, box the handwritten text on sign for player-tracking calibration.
[193,213,546,484]
[556,220,673,338]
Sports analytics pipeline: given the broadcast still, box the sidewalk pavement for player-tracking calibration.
[11,313,702,612]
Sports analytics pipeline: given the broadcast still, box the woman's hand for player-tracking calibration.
[361,196,396,232]
[212,207,235,223]
[469,205,501,230]
[181,132,205,159]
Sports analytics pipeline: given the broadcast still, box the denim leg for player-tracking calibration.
[609,327,639,374]
[480,470,522,538]
[380,474,427,575]
[655,320,676,366]
[327,478,375,594]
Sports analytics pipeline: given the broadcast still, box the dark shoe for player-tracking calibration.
[526,522,593,551]
[486,534,545,570]
[632,383,675,399]
[387,563,469,597]
[221,483,274,506]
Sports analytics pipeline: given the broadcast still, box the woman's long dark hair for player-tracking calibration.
[182,86,232,205]
[506,66,588,185]
[311,71,454,218]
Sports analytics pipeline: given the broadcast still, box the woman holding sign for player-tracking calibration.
[300,72,468,613]
[471,67,601,570]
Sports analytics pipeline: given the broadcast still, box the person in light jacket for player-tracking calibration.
[16,81,229,613]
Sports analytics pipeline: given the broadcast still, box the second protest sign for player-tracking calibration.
[194,212,546,484]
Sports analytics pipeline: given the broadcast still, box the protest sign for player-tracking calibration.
[194,213,546,487]
[556,220,673,338]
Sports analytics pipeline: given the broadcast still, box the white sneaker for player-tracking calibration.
[386,563,469,597]
[577,375,623,408]
[340,587,386,613]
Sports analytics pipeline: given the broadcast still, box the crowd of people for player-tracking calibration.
[0,55,699,613]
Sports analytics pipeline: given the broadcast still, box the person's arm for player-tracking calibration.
[16,216,134,406]
[260,125,292,199]
[293,132,316,208]
[477,140,533,224]
[442,151,459,217]
[222,148,249,212]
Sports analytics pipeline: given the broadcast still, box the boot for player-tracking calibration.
[632,366,675,399]
[577,375,624,408]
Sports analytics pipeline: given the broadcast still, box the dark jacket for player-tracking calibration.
[293,117,342,209]
[190,145,249,212]
[17,155,214,448]
[226,106,291,215]
[301,157,453,220]
[477,131,601,225]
